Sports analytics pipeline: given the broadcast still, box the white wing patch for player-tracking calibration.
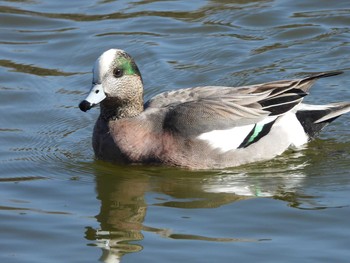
[197,124,255,152]
[197,116,278,152]
[197,114,308,152]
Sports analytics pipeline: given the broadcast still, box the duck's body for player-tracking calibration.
[79,49,350,169]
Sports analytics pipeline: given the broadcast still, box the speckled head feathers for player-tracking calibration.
[79,49,143,113]
[93,49,141,84]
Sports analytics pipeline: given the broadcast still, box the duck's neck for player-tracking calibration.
[100,97,144,121]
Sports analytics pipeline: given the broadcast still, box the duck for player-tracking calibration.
[79,49,350,169]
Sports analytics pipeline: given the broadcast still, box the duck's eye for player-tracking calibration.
[113,68,123,78]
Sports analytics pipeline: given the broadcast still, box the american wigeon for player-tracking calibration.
[79,49,350,169]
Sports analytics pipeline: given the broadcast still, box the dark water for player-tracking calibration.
[1,0,350,262]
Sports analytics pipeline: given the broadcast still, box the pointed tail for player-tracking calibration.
[296,70,343,93]
[296,102,350,138]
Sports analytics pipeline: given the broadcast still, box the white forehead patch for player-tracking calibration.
[93,49,124,83]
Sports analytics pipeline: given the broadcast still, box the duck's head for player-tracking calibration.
[79,49,143,113]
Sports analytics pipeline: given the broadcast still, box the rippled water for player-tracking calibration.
[1,0,350,262]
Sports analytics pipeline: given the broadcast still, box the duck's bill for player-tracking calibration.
[79,84,106,112]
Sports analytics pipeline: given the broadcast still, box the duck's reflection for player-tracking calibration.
[90,172,148,262]
[89,153,308,262]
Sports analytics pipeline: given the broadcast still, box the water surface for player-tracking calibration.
[1,0,350,262]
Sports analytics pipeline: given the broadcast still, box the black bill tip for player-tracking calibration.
[79,100,93,112]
